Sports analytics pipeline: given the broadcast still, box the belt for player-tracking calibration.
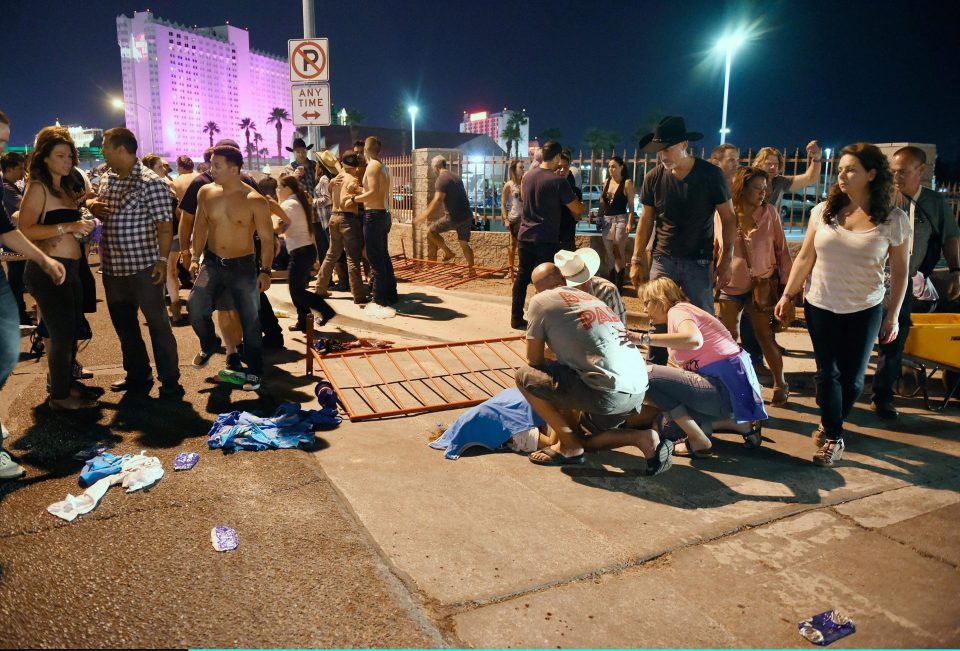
[203,250,256,266]
[364,209,388,215]
[332,211,358,216]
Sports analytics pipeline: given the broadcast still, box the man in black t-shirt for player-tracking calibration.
[415,156,475,267]
[510,141,583,330]
[631,116,735,315]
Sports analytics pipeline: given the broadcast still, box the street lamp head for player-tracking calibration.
[408,106,418,117]
[716,30,749,53]
[110,97,125,110]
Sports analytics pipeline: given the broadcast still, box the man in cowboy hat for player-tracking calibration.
[282,137,317,197]
[630,116,735,316]
[551,248,626,324]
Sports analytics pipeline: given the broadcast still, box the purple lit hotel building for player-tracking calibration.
[116,11,289,160]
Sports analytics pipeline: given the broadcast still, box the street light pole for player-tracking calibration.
[111,97,154,152]
[719,45,733,144]
[409,106,418,153]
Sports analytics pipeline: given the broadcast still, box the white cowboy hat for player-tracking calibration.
[554,248,600,286]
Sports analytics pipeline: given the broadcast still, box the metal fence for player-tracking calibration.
[387,148,960,234]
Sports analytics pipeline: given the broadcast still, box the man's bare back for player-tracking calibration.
[172,171,199,202]
[359,159,388,210]
[195,184,270,259]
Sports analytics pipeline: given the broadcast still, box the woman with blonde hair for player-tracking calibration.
[753,140,822,208]
[18,126,96,410]
[623,276,767,457]
[715,167,793,405]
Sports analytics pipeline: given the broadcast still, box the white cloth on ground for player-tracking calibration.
[47,452,164,522]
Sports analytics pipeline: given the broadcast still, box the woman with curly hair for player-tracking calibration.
[715,167,793,405]
[775,143,909,467]
[753,140,822,208]
[18,126,96,410]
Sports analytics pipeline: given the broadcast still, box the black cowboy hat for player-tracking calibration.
[285,137,314,152]
[637,116,704,153]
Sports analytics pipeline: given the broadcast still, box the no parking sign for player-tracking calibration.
[288,38,329,82]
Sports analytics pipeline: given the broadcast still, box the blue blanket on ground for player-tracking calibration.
[208,403,341,452]
[429,388,544,460]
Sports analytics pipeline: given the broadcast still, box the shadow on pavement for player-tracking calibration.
[394,292,465,322]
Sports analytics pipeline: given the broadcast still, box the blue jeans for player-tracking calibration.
[363,210,397,305]
[188,252,263,375]
[805,301,883,440]
[650,254,715,315]
[0,267,19,390]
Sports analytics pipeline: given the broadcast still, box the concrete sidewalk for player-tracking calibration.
[269,279,960,647]
[1,273,958,647]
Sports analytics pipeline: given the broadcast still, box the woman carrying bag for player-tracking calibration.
[715,167,793,406]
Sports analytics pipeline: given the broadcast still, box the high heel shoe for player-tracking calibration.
[771,385,790,407]
[742,421,763,449]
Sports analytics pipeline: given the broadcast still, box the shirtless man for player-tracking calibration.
[171,155,199,201]
[352,136,397,310]
[187,146,274,391]
[315,153,368,303]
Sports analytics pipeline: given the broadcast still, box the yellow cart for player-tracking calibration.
[901,314,960,411]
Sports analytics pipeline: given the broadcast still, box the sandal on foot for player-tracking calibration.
[645,439,675,476]
[771,386,790,406]
[742,421,763,449]
[529,448,585,466]
[673,440,715,459]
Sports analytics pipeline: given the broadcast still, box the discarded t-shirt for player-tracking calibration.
[49,452,164,522]
[429,388,545,460]
[79,451,130,487]
[208,402,341,452]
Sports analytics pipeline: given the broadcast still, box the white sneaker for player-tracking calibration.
[366,303,397,319]
[813,438,845,467]
[1,421,9,439]
[0,451,25,480]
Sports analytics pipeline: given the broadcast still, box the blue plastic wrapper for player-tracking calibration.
[798,609,856,645]
[211,526,239,552]
[173,452,200,471]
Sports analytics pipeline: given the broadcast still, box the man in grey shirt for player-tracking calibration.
[516,269,672,475]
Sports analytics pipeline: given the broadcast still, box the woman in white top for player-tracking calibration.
[276,175,335,332]
[500,160,524,270]
[774,143,909,467]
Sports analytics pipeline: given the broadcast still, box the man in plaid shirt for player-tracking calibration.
[87,128,183,398]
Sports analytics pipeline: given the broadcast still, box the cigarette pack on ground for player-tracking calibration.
[798,609,856,645]
[211,526,239,552]
[173,452,199,471]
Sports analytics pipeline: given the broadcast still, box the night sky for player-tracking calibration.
[3,0,959,158]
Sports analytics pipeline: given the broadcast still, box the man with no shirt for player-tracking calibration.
[352,136,397,309]
[187,146,274,391]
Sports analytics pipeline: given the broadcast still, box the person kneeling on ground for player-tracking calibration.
[630,277,767,458]
[554,247,626,324]
[517,263,672,476]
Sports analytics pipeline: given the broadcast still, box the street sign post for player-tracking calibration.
[292,83,331,127]
[288,38,329,82]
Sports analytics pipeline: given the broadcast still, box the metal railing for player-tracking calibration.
[386,148,960,235]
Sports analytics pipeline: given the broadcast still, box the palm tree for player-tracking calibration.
[582,128,619,155]
[538,127,563,143]
[202,121,220,148]
[252,132,264,169]
[500,111,529,158]
[266,108,291,164]
[239,118,257,162]
[391,103,409,153]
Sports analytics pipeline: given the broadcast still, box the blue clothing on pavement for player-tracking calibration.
[698,349,768,423]
[80,452,131,487]
[429,388,545,460]
[208,402,341,452]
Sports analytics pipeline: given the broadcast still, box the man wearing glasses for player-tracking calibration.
[871,146,960,420]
